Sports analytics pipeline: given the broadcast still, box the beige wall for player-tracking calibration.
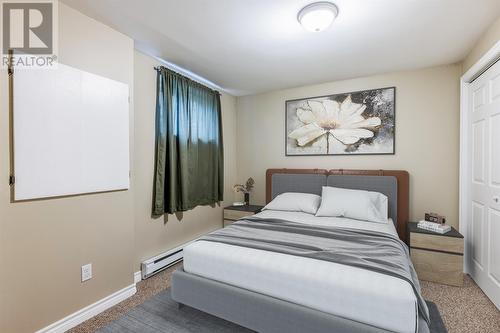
[236,64,462,228]
[133,51,237,268]
[0,4,135,333]
[463,16,500,73]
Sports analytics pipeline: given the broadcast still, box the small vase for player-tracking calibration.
[244,193,250,206]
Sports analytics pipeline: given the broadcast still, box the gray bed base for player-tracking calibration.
[172,268,429,333]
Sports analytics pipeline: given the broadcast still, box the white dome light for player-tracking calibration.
[298,2,339,32]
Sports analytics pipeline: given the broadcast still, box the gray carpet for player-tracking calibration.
[97,289,447,333]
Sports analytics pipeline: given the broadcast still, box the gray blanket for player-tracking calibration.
[201,216,430,328]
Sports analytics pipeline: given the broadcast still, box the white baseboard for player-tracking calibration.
[36,282,137,333]
[134,271,142,284]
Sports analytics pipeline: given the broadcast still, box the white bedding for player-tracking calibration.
[183,210,418,333]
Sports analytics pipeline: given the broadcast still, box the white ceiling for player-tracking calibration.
[62,0,500,96]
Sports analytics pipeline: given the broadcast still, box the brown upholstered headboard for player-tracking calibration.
[265,169,410,242]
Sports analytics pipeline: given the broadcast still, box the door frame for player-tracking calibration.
[460,40,500,274]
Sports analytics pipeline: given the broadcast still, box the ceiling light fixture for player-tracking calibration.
[297,2,339,32]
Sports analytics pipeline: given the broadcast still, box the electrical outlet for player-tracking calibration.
[81,263,92,282]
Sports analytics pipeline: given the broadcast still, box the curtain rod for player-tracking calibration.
[154,65,221,95]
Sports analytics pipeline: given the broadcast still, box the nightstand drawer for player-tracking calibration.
[223,209,255,221]
[410,232,464,254]
[411,248,463,286]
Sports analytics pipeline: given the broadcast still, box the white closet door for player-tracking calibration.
[468,59,500,309]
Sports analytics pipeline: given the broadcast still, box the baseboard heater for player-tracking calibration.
[141,238,198,280]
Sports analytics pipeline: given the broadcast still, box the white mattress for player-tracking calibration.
[183,210,418,333]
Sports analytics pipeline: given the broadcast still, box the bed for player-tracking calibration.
[172,169,428,333]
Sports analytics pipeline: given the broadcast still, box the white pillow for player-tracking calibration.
[315,186,388,223]
[263,192,321,215]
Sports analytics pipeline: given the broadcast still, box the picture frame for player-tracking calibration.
[285,87,396,156]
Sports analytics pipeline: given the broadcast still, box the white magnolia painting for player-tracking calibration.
[286,87,395,155]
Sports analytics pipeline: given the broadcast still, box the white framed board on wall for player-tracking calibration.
[11,63,130,201]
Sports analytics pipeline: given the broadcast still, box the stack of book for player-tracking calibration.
[417,220,451,234]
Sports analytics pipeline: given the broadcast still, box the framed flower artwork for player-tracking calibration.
[285,87,395,156]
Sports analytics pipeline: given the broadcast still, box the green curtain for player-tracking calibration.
[152,67,224,217]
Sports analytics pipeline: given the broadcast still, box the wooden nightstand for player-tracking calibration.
[223,205,263,227]
[408,222,464,286]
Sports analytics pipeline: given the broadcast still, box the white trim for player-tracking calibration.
[134,271,142,284]
[462,41,500,82]
[35,283,136,333]
[459,40,500,275]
